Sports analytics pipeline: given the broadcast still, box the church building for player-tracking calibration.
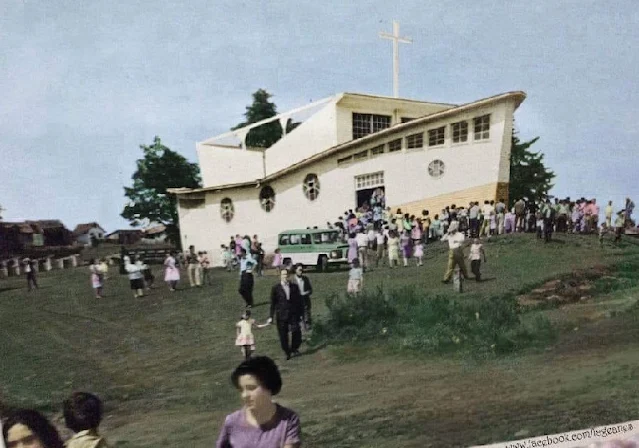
[169,91,526,266]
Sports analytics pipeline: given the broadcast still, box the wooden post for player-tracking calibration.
[0,261,8,279]
[44,257,52,271]
[57,258,64,269]
[71,255,78,267]
[12,258,20,276]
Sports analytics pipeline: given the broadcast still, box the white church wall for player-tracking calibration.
[334,94,454,143]
[196,145,264,187]
[178,98,516,267]
[264,101,339,176]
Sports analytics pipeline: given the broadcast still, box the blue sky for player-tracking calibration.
[1,1,637,232]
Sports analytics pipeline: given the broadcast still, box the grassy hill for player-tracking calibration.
[1,233,639,447]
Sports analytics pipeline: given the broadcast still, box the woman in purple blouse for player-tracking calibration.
[216,356,301,448]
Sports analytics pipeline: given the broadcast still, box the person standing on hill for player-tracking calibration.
[605,200,614,227]
[293,264,313,332]
[186,245,201,288]
[267,268,303,360]
[514,198,526,232]
[238,249,256,308]
[23,258,38,291]
[441,221,469,283]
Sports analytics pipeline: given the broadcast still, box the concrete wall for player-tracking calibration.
[335,94,454,144]
[178,99,515,266]
[196,145,264,187]
[264,101,339,176]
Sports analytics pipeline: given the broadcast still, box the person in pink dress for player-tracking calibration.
[235,310,268,360]
[163,251,180,291]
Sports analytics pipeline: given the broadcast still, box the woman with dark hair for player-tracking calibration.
[3,409,64,448]
[216,356,301,448]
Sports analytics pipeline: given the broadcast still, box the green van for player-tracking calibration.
[277,228,349,271]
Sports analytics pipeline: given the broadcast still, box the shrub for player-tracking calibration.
[310,286,556,356]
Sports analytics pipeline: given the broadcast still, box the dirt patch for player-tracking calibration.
[517,265,614,308]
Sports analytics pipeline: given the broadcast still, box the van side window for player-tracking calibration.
[313,233,323,244]
[279,235,289,245]
[300,234,311,245]
[290,234,300,245]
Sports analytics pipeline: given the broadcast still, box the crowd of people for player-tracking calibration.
[4,193,635,448]
[1,358,301,448]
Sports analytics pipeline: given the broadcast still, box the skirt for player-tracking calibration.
[164,267,180,282]
[235,333,255,346]
[413,244,423,258]
[347,279,362,293]
[91,274,102,289]
[130,278,144,290]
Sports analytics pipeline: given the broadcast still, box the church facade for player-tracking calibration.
[169,91,526,266]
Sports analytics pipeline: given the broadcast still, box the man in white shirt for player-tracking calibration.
[495,199,506,235]
[480,200,494,237]
[355,230,369,270]
[441,222,469,283]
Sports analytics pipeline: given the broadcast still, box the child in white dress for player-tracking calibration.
[347,258,364,294]
[89,259,103,299]
[235,310,268,360]
[413,241,424,266]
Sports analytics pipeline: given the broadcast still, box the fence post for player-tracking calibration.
[0,261,8,279]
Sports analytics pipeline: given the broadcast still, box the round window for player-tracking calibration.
[220,198,234,222]
[259,186,276,212]
[428,159,445,179]
[302,173,320,201]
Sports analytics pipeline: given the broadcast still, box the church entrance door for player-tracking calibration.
[354,171,385,211]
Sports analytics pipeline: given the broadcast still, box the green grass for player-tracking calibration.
[2,233,639,447]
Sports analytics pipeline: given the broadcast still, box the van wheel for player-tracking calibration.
[317,255,329,272]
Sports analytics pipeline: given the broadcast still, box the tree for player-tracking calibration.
[121,136,201,247]
[509,134,555,206]
[232,89,299,148]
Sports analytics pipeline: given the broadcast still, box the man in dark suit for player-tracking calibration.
[293,263,313,331]
[267,268,303,360]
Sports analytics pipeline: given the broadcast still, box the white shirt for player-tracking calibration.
[367,229,376,242]
[296,275,307,296]
[281,281,290,300]
[356,233,368,248]
[442,232,465,249]
[482,204,494,216]
[376,233,385,244]
[469,243,483,261]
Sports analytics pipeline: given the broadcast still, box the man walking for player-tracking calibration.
[186,245,201,287]
[267,268,303,360]
[294,264,313,331]
[441,222,469,283]
[238,249,256,308]
[495,198,506,235]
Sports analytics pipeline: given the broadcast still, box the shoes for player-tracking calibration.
[292,351,301,357]
[286,353,292,360]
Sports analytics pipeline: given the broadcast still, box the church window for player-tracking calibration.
[259,186,276,212]
[354,149,369,160]
[352,113,391,139]
[303,173,320,201]
[355,172,384,190]
[428,160,445,179]
[452,121,469,143]
[406,132,424,149]
[388,139,402,152]
[370,145,385,156]
[428,126,445,146]
[220,198,234,222]
[473,114,490,140]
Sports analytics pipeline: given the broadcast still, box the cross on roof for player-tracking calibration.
[379,20,412,98]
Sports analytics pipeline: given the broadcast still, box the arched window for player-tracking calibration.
[302,173,320,201]
[428,160,445,179]
[220,198,234,222]
[259,186,276,212]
